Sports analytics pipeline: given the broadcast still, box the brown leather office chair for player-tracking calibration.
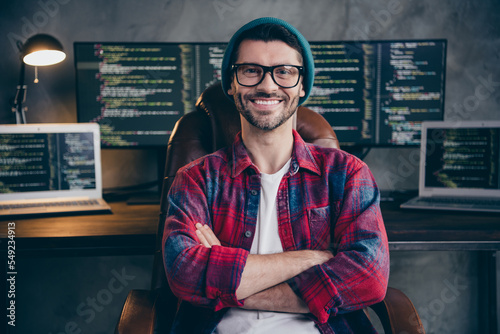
[115,82,425,334]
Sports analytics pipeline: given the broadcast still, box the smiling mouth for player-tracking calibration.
[252,99,281,105]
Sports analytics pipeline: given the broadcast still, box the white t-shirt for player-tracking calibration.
[216,160,319,333]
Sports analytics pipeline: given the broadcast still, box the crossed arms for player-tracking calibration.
[163,153,389,323]
[195,223,333,313]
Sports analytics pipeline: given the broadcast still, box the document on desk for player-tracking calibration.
[401,120,500,213]
[0,123,111,218]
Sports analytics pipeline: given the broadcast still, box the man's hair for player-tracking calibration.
[230,23,304,65]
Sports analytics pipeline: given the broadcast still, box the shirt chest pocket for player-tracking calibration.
[308,206,330,221]
[306,203,338,250]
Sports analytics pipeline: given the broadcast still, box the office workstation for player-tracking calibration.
[1,1,500,333]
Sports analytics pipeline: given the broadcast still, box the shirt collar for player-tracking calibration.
[231,130,322,178]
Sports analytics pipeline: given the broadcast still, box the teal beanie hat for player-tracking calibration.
[221,17,314,106]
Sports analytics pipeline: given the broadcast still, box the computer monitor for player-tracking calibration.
[305,39,447,147]
[74,39,447,148]
[74,42,225,147]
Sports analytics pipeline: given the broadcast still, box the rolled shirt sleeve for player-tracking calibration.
[288,161,389,323]
[163,165,249,311]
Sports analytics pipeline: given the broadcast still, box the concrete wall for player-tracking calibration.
[1,0,499,333]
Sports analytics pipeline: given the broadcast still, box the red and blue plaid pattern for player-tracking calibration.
[163,130,389,333]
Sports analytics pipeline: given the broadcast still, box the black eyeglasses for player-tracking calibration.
[231,63,304,88]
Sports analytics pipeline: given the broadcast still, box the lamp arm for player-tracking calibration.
[13,61,27,124]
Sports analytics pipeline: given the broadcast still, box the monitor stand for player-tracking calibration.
[127,147,166,206]
[127,191,161,205]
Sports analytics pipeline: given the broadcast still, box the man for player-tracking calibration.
[163,17,389,333]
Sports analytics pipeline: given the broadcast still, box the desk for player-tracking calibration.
[3,201,499,253]
[381,201,500,251]
[1,200,499,332]
[3,201,499,251]
[0,201,160,256]
[382,201,500,334]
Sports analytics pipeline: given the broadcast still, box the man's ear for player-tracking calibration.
[227,82,235,96]
[299,82,305,97]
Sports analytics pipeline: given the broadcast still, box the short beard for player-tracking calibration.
[234,91,300,131]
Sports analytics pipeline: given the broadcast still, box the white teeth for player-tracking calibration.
[254,100,280,105]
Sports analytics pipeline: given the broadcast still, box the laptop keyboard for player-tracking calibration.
[0,199,101,210]
[416,197,500,206]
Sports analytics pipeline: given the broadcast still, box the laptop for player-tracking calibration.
[401,120,500,213]
[0,123,111,218]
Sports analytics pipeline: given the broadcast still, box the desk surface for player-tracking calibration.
[1,200,499,254]
[381,201,500,250]
[0,201,160,256]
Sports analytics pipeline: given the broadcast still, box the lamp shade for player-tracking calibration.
[22,34,66,66]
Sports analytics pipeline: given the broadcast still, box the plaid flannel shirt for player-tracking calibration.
[163,130,389,333]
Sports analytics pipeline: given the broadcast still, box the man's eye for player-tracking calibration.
[276,66,298,76]
[243,67,261,75]
[276,69,292,75]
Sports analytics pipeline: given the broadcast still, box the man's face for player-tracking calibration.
[227,39,305,131]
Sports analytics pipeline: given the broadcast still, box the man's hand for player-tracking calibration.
[196,223,221,247]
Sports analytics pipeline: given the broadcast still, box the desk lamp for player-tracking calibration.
[12,34,66,124]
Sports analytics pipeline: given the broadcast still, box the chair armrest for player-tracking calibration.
[115,289,156,334]
[369,287,425,334]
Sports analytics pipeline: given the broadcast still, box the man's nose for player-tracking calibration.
[257,71,279,91]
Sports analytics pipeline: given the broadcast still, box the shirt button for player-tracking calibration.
[244,230,252,238]
[250,189,258,196]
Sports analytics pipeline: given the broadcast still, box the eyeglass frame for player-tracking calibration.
[231,63,304,89]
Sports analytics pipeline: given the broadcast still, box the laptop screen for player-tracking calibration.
[0,123,103,201]
[420,121,500,196]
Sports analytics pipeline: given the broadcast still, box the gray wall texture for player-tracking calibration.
[1,0,499,333]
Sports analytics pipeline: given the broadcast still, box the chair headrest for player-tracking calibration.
[195,82,339,149]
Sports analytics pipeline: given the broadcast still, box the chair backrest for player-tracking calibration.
[150,82,339,331]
